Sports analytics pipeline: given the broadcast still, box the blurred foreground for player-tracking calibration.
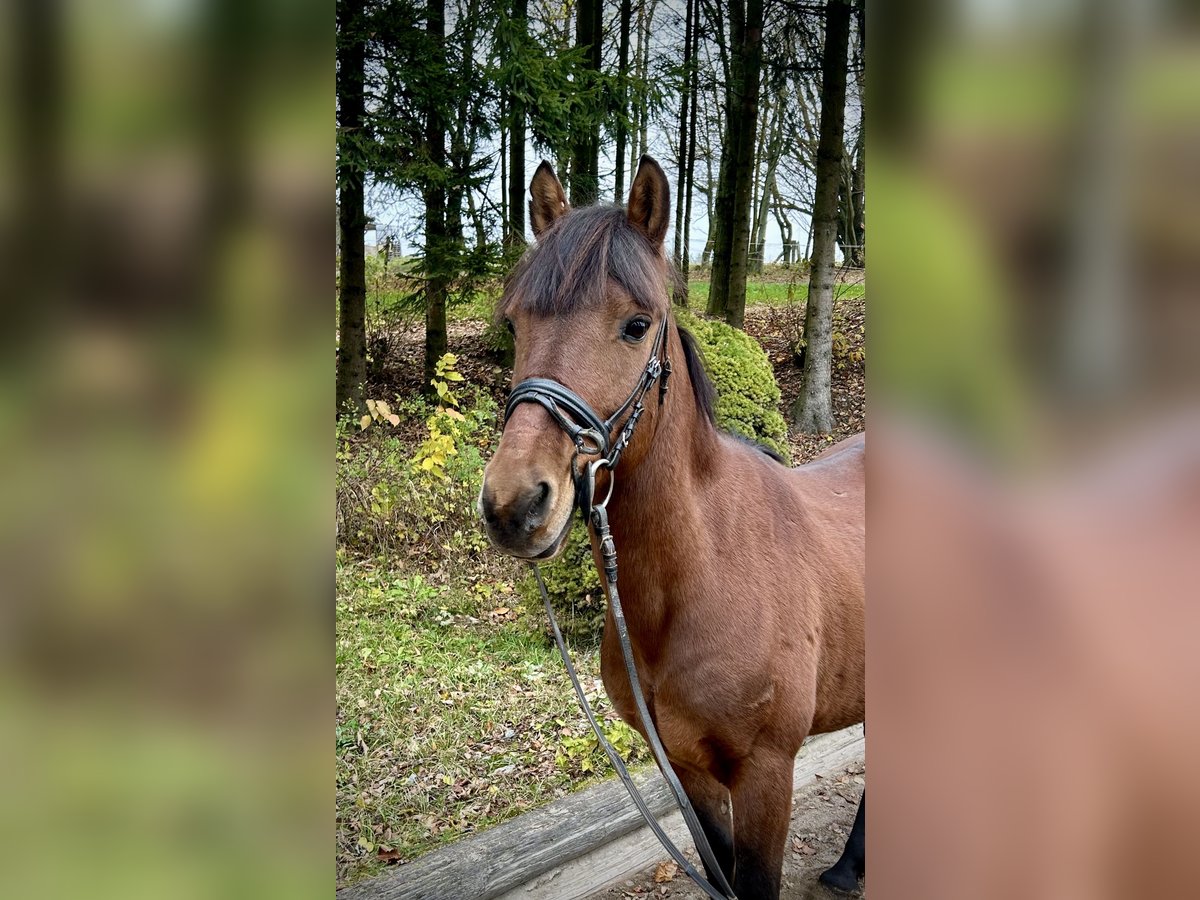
[870,1,1200,897]
[0,2,329,897]
[1,0,1198,898]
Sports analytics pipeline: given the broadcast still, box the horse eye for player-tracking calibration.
[505,318,515,336]
[622,317,651,343]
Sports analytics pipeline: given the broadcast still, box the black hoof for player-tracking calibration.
[818,865,861,894]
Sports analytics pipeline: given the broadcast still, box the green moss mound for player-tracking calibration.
[674,308,791,464]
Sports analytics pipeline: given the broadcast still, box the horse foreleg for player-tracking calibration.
[730,750,795,900]
[674,762,735,886]
[819,790,864,892]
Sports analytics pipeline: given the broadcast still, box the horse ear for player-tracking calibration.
[529,161,569,238]
[626,155,670,249]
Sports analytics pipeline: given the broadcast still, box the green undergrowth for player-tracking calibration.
[335,356,649,887]
[335,562,647,886]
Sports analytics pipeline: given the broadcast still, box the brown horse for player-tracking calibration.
[480,156,865,899]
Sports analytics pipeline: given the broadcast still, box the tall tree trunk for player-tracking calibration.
[701,155,716,264]
[750,93,781,274]
[423,0,448,392]
[614,0,632,202]
[748,91,769,271]
[791,0,850,433]
[753,167,776,272]
[506,0,528,248]
[682,0,700,276]
[500,99,508,234]
[335,0,367,416]
[571,0,602,206]
[837,163,852,261]
[771,184,793,265]
[849,124,865,265]
[637,0,658,162]
[706,0,743,318]
[467,190,487,248]
[673,0,695,268]
[630,0,644,190]
[720,0,764,330]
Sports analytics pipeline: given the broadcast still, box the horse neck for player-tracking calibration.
[601,328,718,631]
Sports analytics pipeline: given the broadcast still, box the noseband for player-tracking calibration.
[503,316,672,523]
[501,315,739,899]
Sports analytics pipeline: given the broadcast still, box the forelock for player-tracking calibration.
[499,205,671,319]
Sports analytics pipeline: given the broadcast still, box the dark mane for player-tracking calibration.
[499,206,672,318]
[677,324,718,426]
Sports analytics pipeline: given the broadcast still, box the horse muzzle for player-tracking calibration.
[479,470,575,559]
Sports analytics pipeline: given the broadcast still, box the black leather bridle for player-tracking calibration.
[502,316,739,900]
[503,316,672,525]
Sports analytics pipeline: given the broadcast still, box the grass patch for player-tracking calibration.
[687,280,865,312]
[335,561,647,886]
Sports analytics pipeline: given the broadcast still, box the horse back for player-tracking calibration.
[791,432,865,509]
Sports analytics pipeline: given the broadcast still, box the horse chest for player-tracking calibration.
[600,641,648,723]
[599,640,719,761]
[599,639,673,730]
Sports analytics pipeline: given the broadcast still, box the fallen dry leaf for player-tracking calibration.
[653,860,679,883]
[792,838,817,856]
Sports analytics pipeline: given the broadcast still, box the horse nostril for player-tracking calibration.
[523,481,553,530]
[480,488,500,526]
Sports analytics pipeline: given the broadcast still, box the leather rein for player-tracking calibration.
[504,317,739,900]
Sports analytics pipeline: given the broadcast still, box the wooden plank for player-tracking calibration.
[497,804,694,900]
[337,769,678,900]
[339,725,864,900]
[497,726,865,900]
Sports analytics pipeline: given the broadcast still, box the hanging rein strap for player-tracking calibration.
[507,318,738,900]
[531,565,735,900]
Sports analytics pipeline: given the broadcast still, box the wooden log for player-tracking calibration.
[338,725,864,900]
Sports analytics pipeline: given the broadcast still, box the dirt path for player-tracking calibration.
[589,761,865,900]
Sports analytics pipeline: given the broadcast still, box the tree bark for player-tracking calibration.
[629,0,644,190]
[706,0,742,318]
[849,123,865,265]
[637,0,659,163]
[748,90,770,271]
[423,0,449,392]
[791,0,851,434]
[506,0,528,248]
[614,0,632,203]
[500,100,508,233]
[673,0,695,268]
[771,183,793,265]
[571,0,602,206]
[682,0,700,276]
[335,0,368,416]
[720,0,764,330]
[750,93,782,274]
[701,152,715,265]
